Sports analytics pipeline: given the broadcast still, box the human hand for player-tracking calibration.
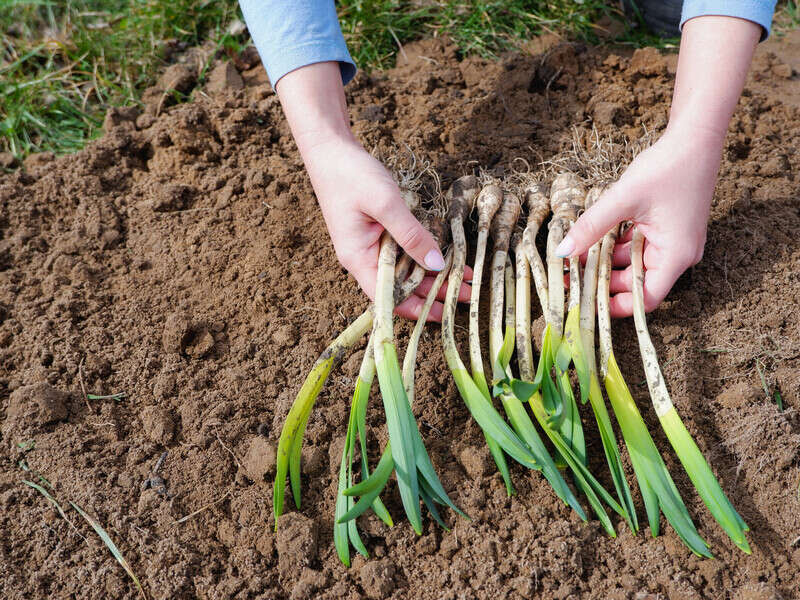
[556,123,722,317]
[274,61,470,321]
[303,137,472,321]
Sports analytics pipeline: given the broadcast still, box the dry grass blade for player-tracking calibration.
[69,501,147,600]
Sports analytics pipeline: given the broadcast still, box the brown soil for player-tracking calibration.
[2,30,799,600]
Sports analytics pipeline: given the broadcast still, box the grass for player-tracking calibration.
[1,0,244,158]
[3,1,797,162]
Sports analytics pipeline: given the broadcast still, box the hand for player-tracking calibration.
[557,124,720,317]
[274,61,470,321]
[303,137,472,321]
[556,15,760,317]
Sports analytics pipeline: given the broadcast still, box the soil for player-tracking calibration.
[1,29,799,600]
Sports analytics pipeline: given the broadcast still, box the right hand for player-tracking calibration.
[275,61,470,320]
[302,136,471,321]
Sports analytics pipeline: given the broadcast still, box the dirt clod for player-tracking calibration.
[162,312,192,354]
[242,436,277,481]
[206,61,245,94]
[4,383,69,440]
[140,406,176,445]
[276,512,318,581]
[459,445,490,479]
[358,558,397,599]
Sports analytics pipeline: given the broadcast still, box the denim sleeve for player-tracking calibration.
[238,0,357,87]
[681,0,778,41]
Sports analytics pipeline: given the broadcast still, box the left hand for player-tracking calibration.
[556,121,722,317]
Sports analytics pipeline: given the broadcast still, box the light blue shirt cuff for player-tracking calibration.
[680,0,777,41]
[239,0,357,87]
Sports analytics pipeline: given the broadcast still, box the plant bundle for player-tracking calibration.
[275,160,751,563]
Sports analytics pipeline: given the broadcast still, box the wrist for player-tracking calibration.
[664,115,726,152]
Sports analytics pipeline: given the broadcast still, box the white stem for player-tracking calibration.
[373,232,397,363]
[403,249,453,405]
[469,229,490,380]
[514,238,534,380]
[597,226,618,379]
[631,227,674,417]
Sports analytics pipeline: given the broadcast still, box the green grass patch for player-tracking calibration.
[1,0,243,158]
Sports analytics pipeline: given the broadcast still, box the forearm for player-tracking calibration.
[275,62,356,166]
[668,16,760,143]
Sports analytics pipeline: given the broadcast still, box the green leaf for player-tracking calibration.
[375,343,422,534]
[451,368,540,470]
[604,353,711,557]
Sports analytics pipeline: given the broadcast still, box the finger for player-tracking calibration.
[414,277,471,303]
[346,252,380,303]
[612,240,632,268]
[609,266,632,294]
[395,296,444,322]
[555,182,636,258]
[609,292,634,318]
[463,265,474,283]
[371,197,447,273]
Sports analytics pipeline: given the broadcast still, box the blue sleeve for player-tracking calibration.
[239,0,357,87]
[681,1,777,41]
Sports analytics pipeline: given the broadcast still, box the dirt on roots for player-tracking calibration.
[1,31,799,600]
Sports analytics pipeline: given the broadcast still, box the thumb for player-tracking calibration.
[555,183,635,258]
[373,197,446,271]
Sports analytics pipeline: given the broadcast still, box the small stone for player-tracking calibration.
[459,445,490,479]
[140,406,175,445]
[206,61,245,94]
[242,436,277,481]
[276,512,318,581]
[358,559,396,599]
[162,313,191,354]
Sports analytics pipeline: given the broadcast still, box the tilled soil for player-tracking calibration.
[1,31,799,600]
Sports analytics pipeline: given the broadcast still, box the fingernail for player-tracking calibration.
[555,236,575,258]
[424,249,446,271]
